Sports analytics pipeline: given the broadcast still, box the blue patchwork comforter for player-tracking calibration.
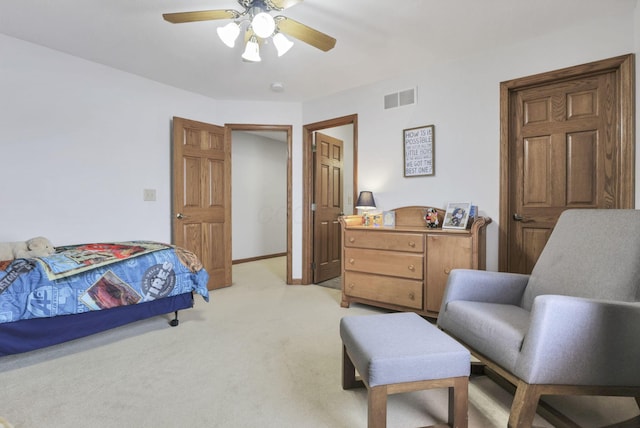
[0,241,209,324]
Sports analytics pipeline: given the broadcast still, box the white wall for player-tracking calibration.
[231,131,287,260]
[302,9,638,271]
[0,34,304,277]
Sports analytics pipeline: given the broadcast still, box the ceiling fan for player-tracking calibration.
[163,0,336,62]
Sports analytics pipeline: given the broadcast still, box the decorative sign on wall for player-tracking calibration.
[403,125,435,177]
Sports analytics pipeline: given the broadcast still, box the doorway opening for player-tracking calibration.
[302,114,358,285]
[227,123,293,284]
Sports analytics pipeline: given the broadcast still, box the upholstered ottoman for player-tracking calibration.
[340,312,470,428]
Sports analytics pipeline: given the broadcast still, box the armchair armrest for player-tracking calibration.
[439,269,530,312]
[515,295,640,386]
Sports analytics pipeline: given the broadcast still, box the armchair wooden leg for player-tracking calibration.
[508,381,542,428]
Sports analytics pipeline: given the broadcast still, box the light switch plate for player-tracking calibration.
[143,189,156,201]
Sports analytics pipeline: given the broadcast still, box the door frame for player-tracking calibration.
[499,54,635,271]
[302,114,358,285]
[226,123,293,284]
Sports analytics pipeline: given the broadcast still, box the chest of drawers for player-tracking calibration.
[340,206,490,318]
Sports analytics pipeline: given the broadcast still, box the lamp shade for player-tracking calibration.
[355,191,376,209]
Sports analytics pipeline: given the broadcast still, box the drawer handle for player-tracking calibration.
[408,241,416,247]
[348,283,355,289]
[349,237,355,243]
[408,264,415,271]
[444,267,451,274]
[349,258,355,265]
[408,292,415,300]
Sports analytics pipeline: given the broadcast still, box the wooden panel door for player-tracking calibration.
[313,132,343,283]
[501,55,634,274]
[508,72,618,273]
[172,117,231,290]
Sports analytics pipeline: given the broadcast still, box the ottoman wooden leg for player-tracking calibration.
[448,376,469,428]
[368,385,388,428]
[342,345,364,389]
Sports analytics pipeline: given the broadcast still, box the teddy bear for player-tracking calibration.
[0,237,55,261]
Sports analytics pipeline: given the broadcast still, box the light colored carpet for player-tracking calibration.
[316,275,342,290]
[0,257,638,427]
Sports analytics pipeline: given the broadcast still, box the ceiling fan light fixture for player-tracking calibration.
[162,1,336,60]
[217,22,241,48]
[241,36,261,62]
[251,12,276,38]
[273,32,293,56]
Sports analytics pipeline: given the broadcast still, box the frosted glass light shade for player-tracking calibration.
[251,12,275,38]
[241,36,261,62]
[273,32,293,56]
[217,22,240,48]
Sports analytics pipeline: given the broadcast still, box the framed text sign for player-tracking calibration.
[403,125,435,177]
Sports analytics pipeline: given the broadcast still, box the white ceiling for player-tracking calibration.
[0,0,635,102]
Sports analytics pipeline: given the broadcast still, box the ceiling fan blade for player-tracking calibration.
[268,0,303,10]
[163,10,238,24]
[276,17,336,52]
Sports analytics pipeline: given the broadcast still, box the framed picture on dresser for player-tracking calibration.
[442,202,471,230]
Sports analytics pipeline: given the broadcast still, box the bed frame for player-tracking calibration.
[0,292,193,356]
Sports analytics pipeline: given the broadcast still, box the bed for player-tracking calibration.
[0,241,209,356]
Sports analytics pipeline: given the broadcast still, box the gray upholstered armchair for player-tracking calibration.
[437,209,640,427]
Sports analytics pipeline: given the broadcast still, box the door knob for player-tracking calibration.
[513,213,533,223]
[176,213,188,219]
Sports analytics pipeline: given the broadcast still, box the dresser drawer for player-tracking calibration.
[344,248,423,280]
[344,230,424,253]
[344,271,423,310]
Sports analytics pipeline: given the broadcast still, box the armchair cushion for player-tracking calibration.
[440,269,530,306]
[439,301,530,372]
[515,295,640,385]
[522,209,640,311]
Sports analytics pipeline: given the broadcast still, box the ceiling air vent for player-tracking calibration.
[384,87,417,109]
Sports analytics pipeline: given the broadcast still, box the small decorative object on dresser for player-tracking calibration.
[339,206,490,318]
[423,207,439,228]
[382,211,396,227]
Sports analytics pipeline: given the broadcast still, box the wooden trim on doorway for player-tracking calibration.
[226,123,294,284]
[302,114,358,285]
[499,54,635,271]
